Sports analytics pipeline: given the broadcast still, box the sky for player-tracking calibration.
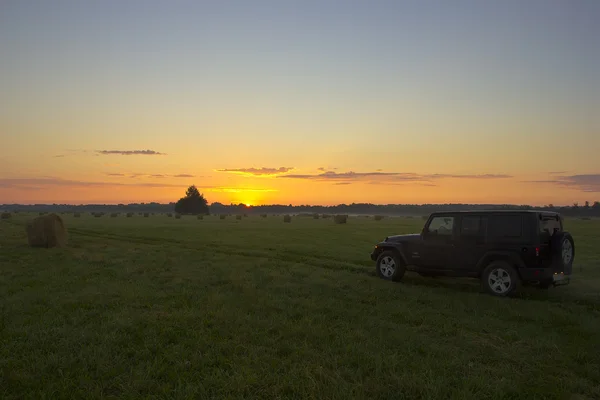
[1,0,599,206]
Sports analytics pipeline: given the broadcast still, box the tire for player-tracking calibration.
[376,250,406,282]
[481,261,521,297]
[550,232,575,274]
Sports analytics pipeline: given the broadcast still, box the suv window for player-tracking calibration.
[427,216,454,235]
[539,216,562,241]
[460,216,481,236]
[487,215,523,239]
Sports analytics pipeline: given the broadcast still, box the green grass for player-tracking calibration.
[1,213,600,399]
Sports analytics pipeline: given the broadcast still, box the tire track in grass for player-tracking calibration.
[68,228,372,276]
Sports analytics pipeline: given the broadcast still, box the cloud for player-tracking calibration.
[278,170,512,184]
[96,149,166,156]
[334,182,352,185]
[527,174,600,192]
[53,154,66,158]
[216,167,294,176]
[173,174,194,178]
[0,177,184,190]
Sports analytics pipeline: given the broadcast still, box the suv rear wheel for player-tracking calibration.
[481,261,521,297]
[376,250,406,282]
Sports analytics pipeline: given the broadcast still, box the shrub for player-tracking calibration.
[175,214,181,219]
[374,215,384,221]
[26,213,68,248]
[220,214,226,220]
[1,212,11,219]
[243,213,248,218]
[283,214,292,223]
[236,215,242,220]
[334,214,348,224]
[143,213,150,217]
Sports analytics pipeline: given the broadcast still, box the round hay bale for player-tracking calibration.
[374,215,384,221]
[143,213,150,217]
[175,214,181,219]
[110,213,118,218]
[94,213,102,218]
[283,214,292,223]
[126,212,133,217]
[1,212,11,219]
[236,215,242,220]
[334,214,348,224]
[26,213,68,248]
[313,213,320,219]
[220,214,226,220]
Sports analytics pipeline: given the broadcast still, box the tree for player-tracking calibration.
[174,185,209,215]
[593,201,600,210]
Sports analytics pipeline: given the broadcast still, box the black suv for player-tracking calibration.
[370,210,575,296]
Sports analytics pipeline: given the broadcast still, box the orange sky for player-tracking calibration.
[1,1,598,206]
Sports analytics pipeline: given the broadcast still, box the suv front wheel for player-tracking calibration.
[376,250,406,282]
[481,261,521,297]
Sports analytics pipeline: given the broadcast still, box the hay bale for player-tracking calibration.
[110,213,118,218]
[220,214,226,220]
[126,212,133,217]
[94,213,102,218]
[236,215,242,220]
[175,214,181,219]
[73,213,81,218]
[167,213,173,217]
[334,214,348,224]
[322,214,331,219]
[197,215,203,220]
[1,212,11,219]
[374,215,384,221]
[25,213,68,248]
[260,214,267,218]
[283,214,292,223]
[143,213,149,217]
[313,213,320,219]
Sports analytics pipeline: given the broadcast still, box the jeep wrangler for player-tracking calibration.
[370,210,574,297]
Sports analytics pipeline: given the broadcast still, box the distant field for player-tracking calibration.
[1,213,599,399]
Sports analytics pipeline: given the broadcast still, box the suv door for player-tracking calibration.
[419,215,457,269]
[454,215,487,274]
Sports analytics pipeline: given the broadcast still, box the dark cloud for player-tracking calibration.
[105,173,195,178]
[96,149,166,156]
[426,173,513,179]
[279,170,512,184]
[527,174,600,192]
[216,167,294,176]
[0,177,183,189]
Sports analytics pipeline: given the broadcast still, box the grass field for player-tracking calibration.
[1,213,600,399]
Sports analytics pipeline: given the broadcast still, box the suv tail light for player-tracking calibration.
[535,247,540,257]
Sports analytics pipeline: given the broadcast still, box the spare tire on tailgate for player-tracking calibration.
[550,231,575,274]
